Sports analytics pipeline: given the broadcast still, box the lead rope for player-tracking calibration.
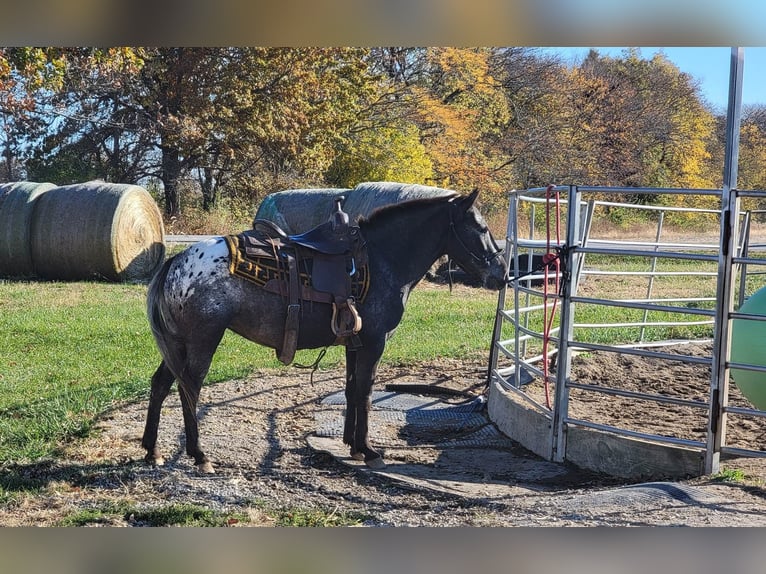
[541,184,562,409]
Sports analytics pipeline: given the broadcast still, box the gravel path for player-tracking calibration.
[2,355,766,526]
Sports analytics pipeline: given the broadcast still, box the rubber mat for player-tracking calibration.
[321,389,487,412]
[570,481,724,506]
[316,390,512,448]
[309,387,573,500]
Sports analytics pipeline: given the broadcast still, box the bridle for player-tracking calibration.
[448,202,504,269]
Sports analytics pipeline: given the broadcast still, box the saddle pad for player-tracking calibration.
[224,233,370,302]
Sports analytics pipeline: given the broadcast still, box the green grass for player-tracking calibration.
[257,502,370,527]
[382,287,499,362]
[0,280,499,464]
[712,468,747,483]
[56,502,249,527]
[55,500,368,527]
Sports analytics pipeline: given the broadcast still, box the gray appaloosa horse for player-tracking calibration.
[142,190,507,473]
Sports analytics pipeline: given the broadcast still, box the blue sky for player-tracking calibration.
[542,47,765,112]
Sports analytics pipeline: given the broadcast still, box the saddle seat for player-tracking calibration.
[226,197,368,365]
[253,197,355,255]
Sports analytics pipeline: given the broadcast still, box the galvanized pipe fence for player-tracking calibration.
[488,185,766,476]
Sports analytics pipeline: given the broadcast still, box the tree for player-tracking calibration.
[0,48,68,181]
[209,47,373,204]
[3,46,735,227]
[26,48,374,217]
[734,106,766,216]
[490,47,578,190]
[361,47,511,201]
[327,122,433,186]
[26,47,151,185]
[576,49,715,194]
[414,47,509,195]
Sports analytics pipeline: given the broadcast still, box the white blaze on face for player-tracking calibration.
[167,237,230,304]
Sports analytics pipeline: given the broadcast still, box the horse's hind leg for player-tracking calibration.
[176,339,223,474]
[141,360,175,466]
[177,373,214,474]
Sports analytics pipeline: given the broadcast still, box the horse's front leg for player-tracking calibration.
[343,344,385,469]
[343,348,362,460]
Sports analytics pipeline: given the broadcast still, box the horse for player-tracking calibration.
[141,190,507,473]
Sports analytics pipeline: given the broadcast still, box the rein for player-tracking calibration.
[506,248,566,286]
[294,347,328,385]
[447,202,504,268]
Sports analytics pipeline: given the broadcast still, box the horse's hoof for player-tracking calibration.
[350,452,365,461]
[146,455,165,467]
[197,461,215,474]
[365,457,386,470]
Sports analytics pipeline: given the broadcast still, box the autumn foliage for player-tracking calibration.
[0,47,763,226]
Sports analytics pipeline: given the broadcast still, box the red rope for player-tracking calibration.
[541,184,561,409]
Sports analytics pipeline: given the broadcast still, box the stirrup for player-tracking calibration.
[332,297,362,337]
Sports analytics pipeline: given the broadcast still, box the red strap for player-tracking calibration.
[540,185,561,410]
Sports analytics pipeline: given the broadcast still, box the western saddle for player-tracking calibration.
[225,197,368,365]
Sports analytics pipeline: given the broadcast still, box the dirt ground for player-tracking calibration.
[573,342,766,451]
[2,341,766,527]
[517,341,766,453]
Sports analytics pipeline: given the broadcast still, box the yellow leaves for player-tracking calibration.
[737,118,766,192]
[427,47,495,98]
[561,49,719,191]
[328,122,433,187]
[98,47,145,75]
[6,46,756,220]
[396,49,506,192]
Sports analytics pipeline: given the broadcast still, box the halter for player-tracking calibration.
[448,202,504,268]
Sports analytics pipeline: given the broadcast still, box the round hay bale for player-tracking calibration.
[253,182,458,283]
[253,188,350,234]
[30,182,165,282]
[253,182,457,235]
[0,181,56,277]
[346,182,457,218]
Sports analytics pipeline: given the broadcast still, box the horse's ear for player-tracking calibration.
[456,188,480,211]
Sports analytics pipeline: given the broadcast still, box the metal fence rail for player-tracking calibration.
[489,183,766,476]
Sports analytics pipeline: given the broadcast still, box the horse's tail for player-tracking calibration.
[146,255,187,380]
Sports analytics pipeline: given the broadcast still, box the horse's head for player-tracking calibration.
[446,190,508,290]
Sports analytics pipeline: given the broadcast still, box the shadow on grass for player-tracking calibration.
[0,457,131,496]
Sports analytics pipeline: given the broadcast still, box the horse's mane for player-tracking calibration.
[358,193,459,228]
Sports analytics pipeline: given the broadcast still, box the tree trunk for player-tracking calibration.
[201,166,217,211]
[161,147,182,218]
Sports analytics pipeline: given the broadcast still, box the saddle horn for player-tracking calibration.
[331,196,349,231]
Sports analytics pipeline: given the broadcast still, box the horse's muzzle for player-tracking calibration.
[483,254,508,291]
